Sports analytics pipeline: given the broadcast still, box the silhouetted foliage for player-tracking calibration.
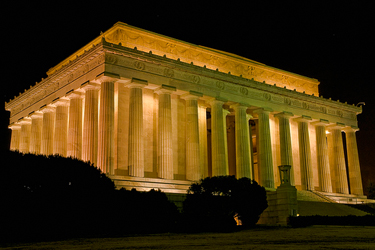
[181,176,268,232]
[0,151,178,243]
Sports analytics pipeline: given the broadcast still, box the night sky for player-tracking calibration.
[2,2,374,190]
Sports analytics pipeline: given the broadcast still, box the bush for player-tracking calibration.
[181,176,268,232]
[0,151,178,242]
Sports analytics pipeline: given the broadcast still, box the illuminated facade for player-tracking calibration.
[6,22,364,203]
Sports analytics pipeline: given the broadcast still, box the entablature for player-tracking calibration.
[5,39,361,128]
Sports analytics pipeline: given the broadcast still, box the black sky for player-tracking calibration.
[2,1,374,186]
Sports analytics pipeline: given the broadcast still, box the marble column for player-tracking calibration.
[327,123,349,194]
[53,98,69,157]
[312,120,332,193]
[253,108,274,188]
[41,105,56,156]
[232,104,252,179]
[182,93,201,181]
[198,101,208,178]
[156,86,175,179]
[19,117,32,153]
[9,123,21,151]
[343,126,363,195]
[82,82,100,166]
[274,112,294,185]
[128,80,147,177]
[67,91,84,159]
[295,116,314,191]
[29,112,43,154]
[98,80,115,175]
[209,99,229,177]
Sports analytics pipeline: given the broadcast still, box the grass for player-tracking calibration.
[2,226,375,249]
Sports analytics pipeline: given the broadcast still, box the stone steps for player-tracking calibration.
[297,190,331,202]
[298,201,369,216]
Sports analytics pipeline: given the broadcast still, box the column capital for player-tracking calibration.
[274,111,294,119]
[246,114,253,120]
[19,117,32,125]
[94,73,120,84]
[66,90,84,99]
[29,111,43,119]
[207,97,227,106]
[127,78,148,89]
[9,122,21,130]
[40,104,55,113]
[198,99,208,108]
[294,115,312,123]
[230,103,249,110]
[311,119,330,127]
[253,107,272,115]
[155,84,176,95]
[81,81,101,91]
[52,97,70,106]
[343,126,359,133]
[181,90,203,100]
[327,122,345,131]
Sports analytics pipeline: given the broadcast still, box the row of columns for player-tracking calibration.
[270,112,362,195]
[8,81,363,195]
[9,80,209,181]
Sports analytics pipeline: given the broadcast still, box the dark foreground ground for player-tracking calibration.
[2,226,375,250]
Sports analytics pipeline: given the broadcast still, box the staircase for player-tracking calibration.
[297,190,370,216]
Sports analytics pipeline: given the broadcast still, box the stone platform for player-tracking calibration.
[110,175,192,194]
[297,190,375,217]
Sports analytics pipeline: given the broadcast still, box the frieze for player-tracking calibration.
[284,98,291,105]
[263,93,271,101]
[327,109,336,115]
[247,90,262,99]
[224,84,239,92]
[134,61,145,70]
[106,54,118,64]
[291,100,301,107]
[101,49,353,124]
[216,81,225,90]
[164,68,174,78]
[309,104,321,112]
[239,87,248,96]
[320,107,327,114]
[302,102,309,109]
[272,96,284,103]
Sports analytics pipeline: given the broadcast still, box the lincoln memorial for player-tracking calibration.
[5,22,365,206]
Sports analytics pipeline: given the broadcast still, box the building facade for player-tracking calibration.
[6,22,363,198]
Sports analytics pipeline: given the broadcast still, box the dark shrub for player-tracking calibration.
[182,176,267,232]
[0,151,178,243]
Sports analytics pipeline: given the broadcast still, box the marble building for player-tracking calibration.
[6,22,364,200]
